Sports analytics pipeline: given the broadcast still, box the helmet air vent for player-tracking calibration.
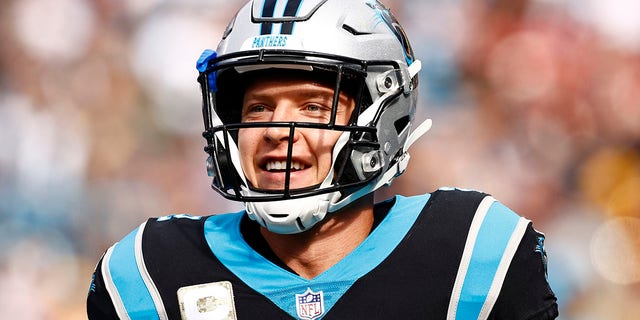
[342,24,372,36]
[394,115,410,135]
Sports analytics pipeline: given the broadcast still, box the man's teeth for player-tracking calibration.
[266,161,305,171]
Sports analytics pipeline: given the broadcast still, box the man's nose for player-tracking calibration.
[263,104,298,144]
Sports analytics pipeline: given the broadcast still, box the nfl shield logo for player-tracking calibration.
[295,288,324,320]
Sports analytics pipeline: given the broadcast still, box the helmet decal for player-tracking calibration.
[254,0,326,35]
[367,1,415,64]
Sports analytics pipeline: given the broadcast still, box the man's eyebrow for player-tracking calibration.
[245,86,335,100]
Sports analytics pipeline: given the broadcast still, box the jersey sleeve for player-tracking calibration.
[491,223,559,319]
[87,254,119,320]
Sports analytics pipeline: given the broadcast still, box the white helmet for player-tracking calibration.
[197,0,431,234]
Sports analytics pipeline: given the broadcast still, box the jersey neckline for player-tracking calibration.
[203,193,431,317]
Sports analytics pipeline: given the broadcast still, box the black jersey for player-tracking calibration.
[87,189,558,319]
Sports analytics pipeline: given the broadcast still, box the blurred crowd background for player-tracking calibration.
[1,0,639,318]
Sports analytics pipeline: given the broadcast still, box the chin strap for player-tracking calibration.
[405,118,432,151]
[244,190,342,234]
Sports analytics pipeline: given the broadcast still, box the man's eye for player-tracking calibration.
[306,104,321,112]
[249,105,266,113]
[305,103,332,113]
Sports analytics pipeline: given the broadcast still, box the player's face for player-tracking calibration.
[238,75,355,191]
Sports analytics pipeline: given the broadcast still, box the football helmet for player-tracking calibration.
[196,0,431,233]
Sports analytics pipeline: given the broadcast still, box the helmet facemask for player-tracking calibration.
[199,50,389,205]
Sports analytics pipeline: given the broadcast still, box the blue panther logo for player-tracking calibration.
[367,0,415,64]
[535,236,549,279]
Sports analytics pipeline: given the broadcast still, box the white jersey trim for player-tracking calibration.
[446,195,495,320]
[478,217,530,319]
[101,243,131,320]
[135,221,169,320]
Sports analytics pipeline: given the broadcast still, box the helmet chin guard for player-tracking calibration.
[242,131,348,234]
[197,0,430,234]
[245,190,341,234]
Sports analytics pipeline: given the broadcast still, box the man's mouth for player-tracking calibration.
[265,160,306,172]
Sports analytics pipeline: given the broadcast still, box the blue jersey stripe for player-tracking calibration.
[204,194,430,318]
[108,226,159,319]
[455,200,520,320]
[478,217,529,318]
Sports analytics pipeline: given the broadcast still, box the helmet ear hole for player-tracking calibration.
[394,115,410,135]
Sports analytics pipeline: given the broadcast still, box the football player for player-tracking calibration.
[87,0,558,319]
